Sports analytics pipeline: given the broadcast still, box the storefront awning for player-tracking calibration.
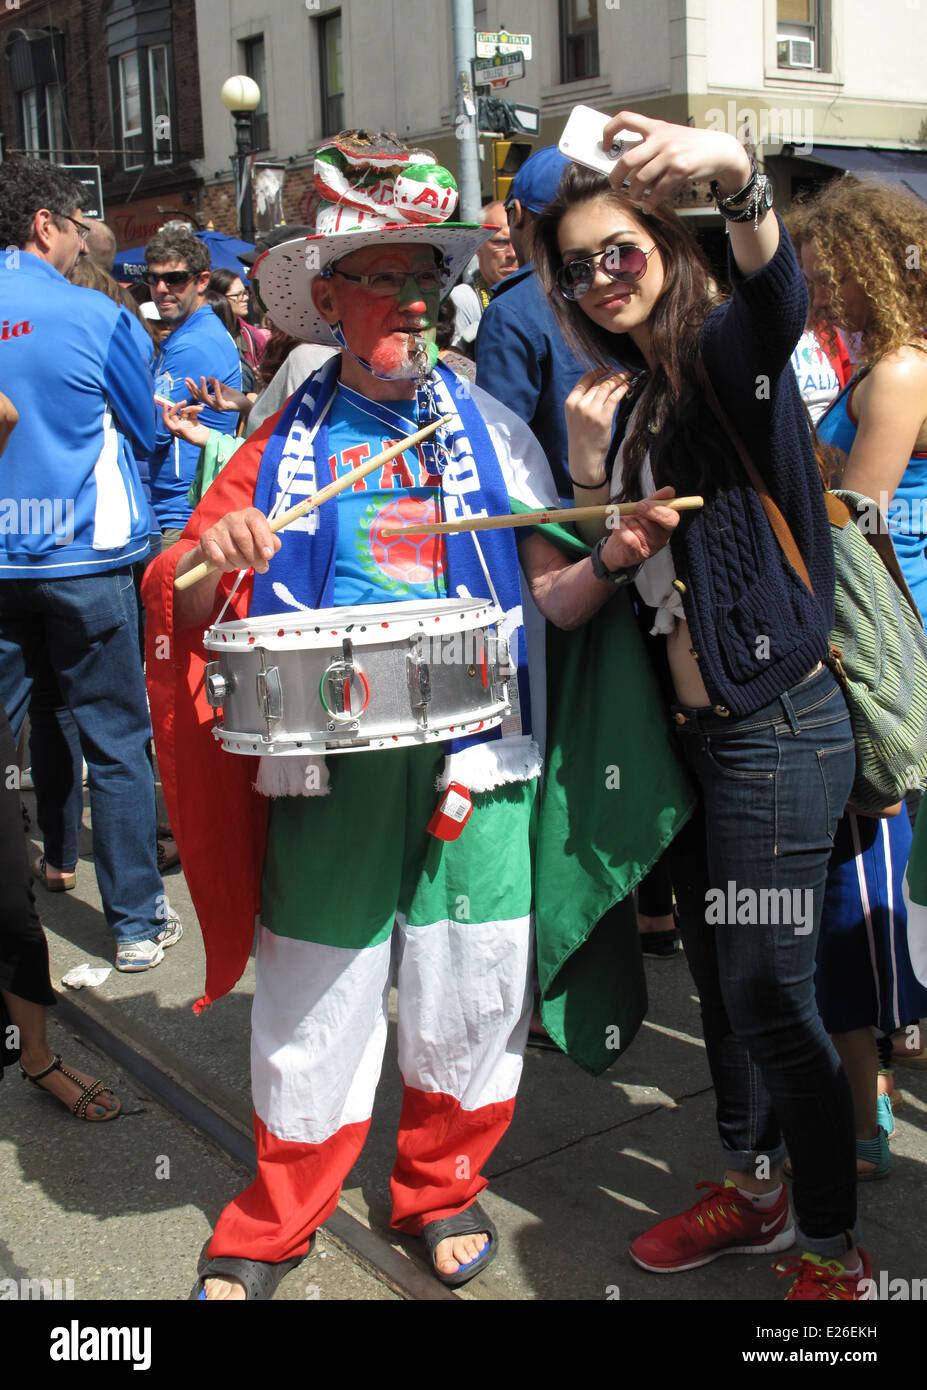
[804,146,927,203]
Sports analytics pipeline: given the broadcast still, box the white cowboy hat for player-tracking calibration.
[254,223,493,345]
[253,131,494,344]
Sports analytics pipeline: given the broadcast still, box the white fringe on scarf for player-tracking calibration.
[253,734,542,799]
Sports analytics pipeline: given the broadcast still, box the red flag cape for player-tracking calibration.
[142,411,283,1012]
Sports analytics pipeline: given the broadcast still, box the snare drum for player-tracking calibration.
[203,598,512,755]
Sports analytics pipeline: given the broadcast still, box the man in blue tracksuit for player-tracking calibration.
[144,226,241,543]
[0,157,182,971]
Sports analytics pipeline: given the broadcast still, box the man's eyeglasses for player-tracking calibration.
[62,215,91,243]
[143,270,196,288]
[556,244,656,301]
[326,266,444,298]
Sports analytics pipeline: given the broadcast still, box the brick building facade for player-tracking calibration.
[1,0,206,250]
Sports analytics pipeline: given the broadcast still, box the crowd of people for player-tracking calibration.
[1,109,926,1303]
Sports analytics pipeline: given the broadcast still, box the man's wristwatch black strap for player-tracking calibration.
[590,537,642,586]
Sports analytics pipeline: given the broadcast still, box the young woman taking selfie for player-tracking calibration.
[535,113,865,1300]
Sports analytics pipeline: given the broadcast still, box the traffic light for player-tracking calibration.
[492,140,532,203]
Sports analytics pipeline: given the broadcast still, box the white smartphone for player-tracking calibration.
[558,105,643,176]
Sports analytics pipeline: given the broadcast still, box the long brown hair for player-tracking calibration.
[535,165,735,498]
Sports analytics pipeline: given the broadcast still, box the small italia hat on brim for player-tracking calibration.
[254,130,495,344]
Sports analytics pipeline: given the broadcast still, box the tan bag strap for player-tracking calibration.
[694,356,814,594]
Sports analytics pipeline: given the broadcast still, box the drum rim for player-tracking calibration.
[205,596,505,645]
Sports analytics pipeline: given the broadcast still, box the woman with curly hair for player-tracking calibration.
[790,179,927,1180]
[794,178,927,613]
[535,112,864,1299]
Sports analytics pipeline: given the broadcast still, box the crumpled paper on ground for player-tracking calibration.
[61,964,112,989]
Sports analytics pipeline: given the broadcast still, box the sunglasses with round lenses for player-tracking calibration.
[557,244,656,301]
[143,270,196,288]
[329,267,444,297]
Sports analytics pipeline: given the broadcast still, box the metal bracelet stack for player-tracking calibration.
[710,158,773,231]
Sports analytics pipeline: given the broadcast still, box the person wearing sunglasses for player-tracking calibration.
[208,268,270,392]
[535,112,867,1301]
[144,227,242,546]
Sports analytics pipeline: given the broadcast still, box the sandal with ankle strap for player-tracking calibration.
[32,855,76,892]
[20,1053,120,1121]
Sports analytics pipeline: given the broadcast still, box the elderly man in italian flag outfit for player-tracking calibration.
[144,133,681,1299]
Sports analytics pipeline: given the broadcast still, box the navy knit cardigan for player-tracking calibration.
[657,218,834,717]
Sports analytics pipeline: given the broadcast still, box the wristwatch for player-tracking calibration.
[590,537,642,587]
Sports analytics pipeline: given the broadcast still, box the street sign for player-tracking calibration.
[475,30,532,60]
[61,165,103,219]
[474,51,525,87]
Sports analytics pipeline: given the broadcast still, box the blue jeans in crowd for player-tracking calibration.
[664,663,859,1256]
[0,568,164,946]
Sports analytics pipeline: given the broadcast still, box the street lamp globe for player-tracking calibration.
[221,75,261,113]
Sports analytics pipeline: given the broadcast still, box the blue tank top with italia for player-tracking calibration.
[817,379,927,618]
[325,384,448,606]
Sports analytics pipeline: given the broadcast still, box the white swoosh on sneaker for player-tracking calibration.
[760,1217,782,1233]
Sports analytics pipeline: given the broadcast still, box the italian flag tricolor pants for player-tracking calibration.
[208,745,537,1262]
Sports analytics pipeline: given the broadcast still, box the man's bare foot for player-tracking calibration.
[433,1231,489,1277]
[21,1050,118,1118]
[203,1277,247,1300]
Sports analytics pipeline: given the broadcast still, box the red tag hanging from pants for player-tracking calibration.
[427,782,473,841]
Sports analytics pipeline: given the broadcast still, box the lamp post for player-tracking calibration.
[221,75,261,243]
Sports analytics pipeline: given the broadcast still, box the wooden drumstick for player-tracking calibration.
[174,414,454,591]
[379,496,704,538]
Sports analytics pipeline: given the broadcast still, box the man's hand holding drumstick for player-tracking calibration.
[173,508,281,631]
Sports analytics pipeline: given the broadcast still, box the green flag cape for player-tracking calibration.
[511,502,697,1075]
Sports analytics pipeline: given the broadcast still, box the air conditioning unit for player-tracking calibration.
[777,35,815,69]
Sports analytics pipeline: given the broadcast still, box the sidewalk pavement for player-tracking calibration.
[9,793,927,1302]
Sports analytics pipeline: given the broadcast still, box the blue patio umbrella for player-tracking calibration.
[114,228,255,284]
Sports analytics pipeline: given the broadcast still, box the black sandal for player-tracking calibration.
[21,1053,120,1121]
[421,1201,498,1287]
[190,1236,313,1300]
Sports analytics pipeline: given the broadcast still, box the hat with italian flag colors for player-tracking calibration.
[254,129,495,344]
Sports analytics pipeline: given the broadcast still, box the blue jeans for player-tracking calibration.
[0,569,163,946]
[665,664,859,1255]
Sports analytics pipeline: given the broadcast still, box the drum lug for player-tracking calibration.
[257,665,283,728]
[407,652,432,728]
[205,662,230,708]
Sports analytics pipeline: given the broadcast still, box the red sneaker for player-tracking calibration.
[629,1181,795,1273]
[778,1249,875,1300]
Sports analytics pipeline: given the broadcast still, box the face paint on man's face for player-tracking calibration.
[327,247,442,380]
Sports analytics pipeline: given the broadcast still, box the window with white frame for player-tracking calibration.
[318,13,344,136]
[149,44,172,163]
[242,35,269,151]
[20,89,42,154]
[111,39,175,171]
[119,51,145,169]
[8,27,69,161]
[777,0,831,72]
